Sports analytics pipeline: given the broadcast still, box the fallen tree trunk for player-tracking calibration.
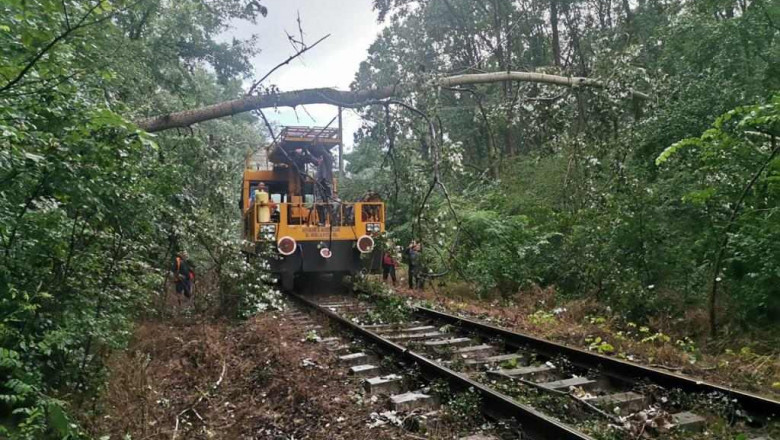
[136,71,648,133]
[137,86,399,133]
[438,71,648,100]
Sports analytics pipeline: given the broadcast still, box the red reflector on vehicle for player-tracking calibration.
[277,236,296,256]
[357,235,374,254]
[320,248,332,259]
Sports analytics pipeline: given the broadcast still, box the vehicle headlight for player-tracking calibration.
[366,223,381,234]
[261,224,277,233]
[260,224,276,241]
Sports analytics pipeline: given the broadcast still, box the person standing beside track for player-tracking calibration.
[404,241,421,290]
[382,248,398,286]
[172,251,195,306]
[314,151,335,225]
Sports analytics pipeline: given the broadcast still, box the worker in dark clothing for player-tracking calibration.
[405,242,420,290]
[172,251,195,304]
[382,249,398,286]
[291,148,316,195]
[314,151,334,225]
[292,148,312,173]
[315,151,334,190]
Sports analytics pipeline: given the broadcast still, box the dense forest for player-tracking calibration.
[1,1,279,437]
[344,0,779,331]
[0,0,778,438]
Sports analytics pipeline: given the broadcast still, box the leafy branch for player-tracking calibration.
[0,0,133,94]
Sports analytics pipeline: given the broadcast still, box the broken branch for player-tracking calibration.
[136,71,649,133]
[171,360,227,440]
[246,33,331,96]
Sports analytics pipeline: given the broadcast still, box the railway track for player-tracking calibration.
[278,297,514,439]
[287,289,779,440]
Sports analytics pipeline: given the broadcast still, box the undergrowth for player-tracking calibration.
[397,283,780,397]
[351,275,412,324]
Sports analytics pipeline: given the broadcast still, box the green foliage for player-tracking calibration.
[585,337,616,354]
[304,330,320,343]
[353,275,412,323]
[0,0,273,436]
[655,96,780,323]
[455,208,558,295]
[345,0,780,334]
[528,310,557,326]
[586,316,607,326]
[444,387,483,429]
[438,324,454,333]
[226,251,283,318]
[362,294,412,324]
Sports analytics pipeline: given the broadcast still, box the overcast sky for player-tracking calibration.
[226,0,384,151]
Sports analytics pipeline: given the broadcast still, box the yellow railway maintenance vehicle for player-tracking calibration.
[241,126,385,290]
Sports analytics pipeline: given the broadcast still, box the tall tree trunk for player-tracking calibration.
[622,0,635,34]
[597,0,607,29]
[551,0,561,67]
[490,0,515,157]
[562,2,588,75]
[504,22,516,157]
[622,0,634,22]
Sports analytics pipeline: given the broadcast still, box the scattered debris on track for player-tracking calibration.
[85,311,413,439]
[394,283,780,400]
[300,291,778,440]
[85,302,506,439]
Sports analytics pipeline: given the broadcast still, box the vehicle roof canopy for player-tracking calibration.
[268,126,341,164]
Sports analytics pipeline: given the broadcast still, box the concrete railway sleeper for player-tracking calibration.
[290,293,597,440]
[279,299,513,439]
[291,292,778,440]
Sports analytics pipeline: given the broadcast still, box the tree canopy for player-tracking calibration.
[342,0,779,335]
[1,0,778,437]
[1,1,278,437]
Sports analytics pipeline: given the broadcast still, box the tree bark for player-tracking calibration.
[488,0,515,157]
[562,2,588,76]
[136,71,649,133]
[551,0,561,66]
[622,0,634,24]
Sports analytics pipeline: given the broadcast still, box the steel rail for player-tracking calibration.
[415,306,780,419]
[289,292,595,440]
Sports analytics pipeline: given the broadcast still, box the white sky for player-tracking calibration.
[226,0,384,151]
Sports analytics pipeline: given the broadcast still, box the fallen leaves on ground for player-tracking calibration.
[83,312,406,439]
